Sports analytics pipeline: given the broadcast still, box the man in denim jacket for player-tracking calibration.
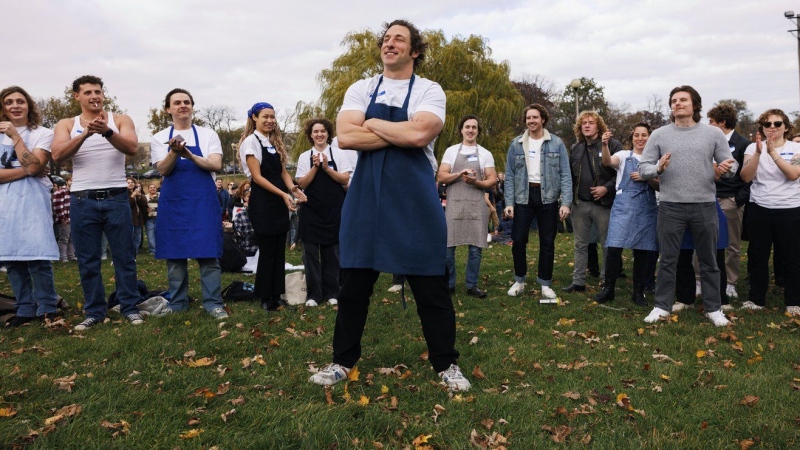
[503,104,573,300]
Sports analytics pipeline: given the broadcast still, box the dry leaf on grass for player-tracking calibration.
[542,424,572,443]
[220,409,236,422]
[347,366,360,381]
[472,366,486,379]
[412,434,431,446]
[562,391,581,400]
[179,428,204,439]
[53,373,77,392]
[0,406,18,417]
[740,395,760,407]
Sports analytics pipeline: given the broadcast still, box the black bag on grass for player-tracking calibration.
[220,233,247,273]
[222,281,256,301]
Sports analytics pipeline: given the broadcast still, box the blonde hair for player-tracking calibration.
[573,110,608,142]
[238,110,287,166]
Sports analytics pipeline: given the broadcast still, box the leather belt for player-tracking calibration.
[72,187,127,200]
[529,182,541,188]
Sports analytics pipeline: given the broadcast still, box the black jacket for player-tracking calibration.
[569,138,621,207]
[715,130,751,206]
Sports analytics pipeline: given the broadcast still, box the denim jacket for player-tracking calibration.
[503,129,573,208]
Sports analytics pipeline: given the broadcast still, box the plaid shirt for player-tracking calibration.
[52,187,71,224]
[233,208,257,255]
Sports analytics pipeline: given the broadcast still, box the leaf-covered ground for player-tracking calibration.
[1,235,799,449]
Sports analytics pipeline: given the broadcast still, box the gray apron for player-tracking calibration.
[445,146,489,248]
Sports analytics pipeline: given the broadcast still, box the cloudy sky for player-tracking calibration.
[7,0,800,140]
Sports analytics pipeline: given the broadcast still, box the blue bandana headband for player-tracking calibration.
[248,102,274,118]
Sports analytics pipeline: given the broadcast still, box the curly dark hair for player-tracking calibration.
[0,86,40,129]
[303,118,334,145]
[707,104,738,129]
[669,85,702,123]
[457,114,481,138]
[756,109,793,140]
[377,19,427,70]
[72,75,104,92]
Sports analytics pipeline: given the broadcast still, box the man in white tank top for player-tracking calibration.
[52,75,142,331]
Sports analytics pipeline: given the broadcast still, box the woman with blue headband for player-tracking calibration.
[238,102,306,311]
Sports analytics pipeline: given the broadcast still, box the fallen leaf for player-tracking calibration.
[372,442,384,449]
[469,336,479,345]
[482,418,494,430]
[347,366,360,382]
[325,389,335,406]
[542,424,572,443]
[220,409,236,422]
[187,418,201,426]
[740,438,755,450]
[0,406,18,417]
[179,429,204,439]
[472,366,486,379]
[187,357,216,368]
[412,434,431,446]
[358,396,370,406]
[562,391,581,400]
[740,395,759,407]
[184,350,196,358]
[557,318,576,326]
[696,350,707,358]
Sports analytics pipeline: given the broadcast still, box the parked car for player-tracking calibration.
[125,171,140,180]
[142,169,162,179]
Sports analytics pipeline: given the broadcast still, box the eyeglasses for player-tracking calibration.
[762,121,784,128]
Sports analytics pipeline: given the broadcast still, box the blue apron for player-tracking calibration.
[339,75,446,276]
[0,132,59,261]
[155,125,222,259]
[605,154,658,251]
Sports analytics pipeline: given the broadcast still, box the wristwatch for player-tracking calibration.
[102,129,114,139]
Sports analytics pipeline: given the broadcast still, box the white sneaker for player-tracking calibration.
[726,284,739,299]
[672,302,690,312]
[387,284,403,293]
[507,281,525,297]
[438,364,471,391]
[786,306,800,316]
[644,307,671,323]
[305,299,319,307]
[695,281,702,297]
[309,363,350,386]
[740,301,764,310]
[720,304,735,312]
[706,310,730,327]
[541,285,557,299]
[328,298,338,306]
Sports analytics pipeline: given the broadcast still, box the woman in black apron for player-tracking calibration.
[238,102,306,311]
[296,118,349,306]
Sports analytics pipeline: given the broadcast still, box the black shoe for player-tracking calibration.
[261,300,279,312]
[466,287,487,298]
[631,291,647,307]
[588,270,600,278]
[5,316,35,329]
[37,311,63,322]
[618,271,628,279]
[594,286,615,303]
[562,284,586,293]
[448,287,455,295]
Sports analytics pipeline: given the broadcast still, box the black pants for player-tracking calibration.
[511,186,558,284]
[254,232,287,301]
[604,247,655,287]
[746,204,800,306]
[675,248,728,305]
[332,268,459,373]
[303,242,340,302]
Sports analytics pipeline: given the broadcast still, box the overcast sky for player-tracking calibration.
[7,0,800,141]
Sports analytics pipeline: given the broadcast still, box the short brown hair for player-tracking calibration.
[756,109,793,140]
[303,118,334,145]
[378,19,427,70]
[522,104,550,126]
[457,114,481,138]
[707,104,737,129]
[72,75,104,93]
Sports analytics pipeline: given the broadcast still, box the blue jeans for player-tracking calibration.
[133,225,143,255]
[166,258,225,312]
[6,260,58,317]
[145,218,157,254]
[446,245,482,289]
[71,191,140,319]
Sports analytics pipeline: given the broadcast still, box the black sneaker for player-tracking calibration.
[5,316,35,329]
[125,313,144,325]
[466,286,487,298]
[74,317,100,331]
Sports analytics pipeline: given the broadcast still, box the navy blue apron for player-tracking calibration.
[155,125,222,259]
[606,154,658,251]
[299,147,346,246]
[339,75,446,276]
[248,134,290,236]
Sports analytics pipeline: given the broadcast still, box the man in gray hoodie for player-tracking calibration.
[638,85,737,327]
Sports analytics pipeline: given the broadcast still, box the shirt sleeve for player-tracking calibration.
[150,130,169,164]
[412,81,446,124]
[206,129,223,156]
[339,79,369,113]
[240,134,259,157]
[638,131,661,179]
[744,142,756,156]
[440,146,458,168]
[31,128,54,152]
[295,150,311,178]
[481,147,495,169]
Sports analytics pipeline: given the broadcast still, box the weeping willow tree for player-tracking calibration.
[290,28,523,168]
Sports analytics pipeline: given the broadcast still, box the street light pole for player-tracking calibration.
[570,78,582,120]
[786,11,800,107]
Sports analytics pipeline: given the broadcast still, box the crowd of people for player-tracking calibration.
[3,19,799,393]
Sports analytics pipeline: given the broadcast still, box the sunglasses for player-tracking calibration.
[762,121,784,128]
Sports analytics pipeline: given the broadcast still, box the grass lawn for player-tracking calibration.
[1,233,799,449]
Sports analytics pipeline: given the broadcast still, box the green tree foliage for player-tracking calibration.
[308,28,524,168]
[511,74,557,133]
[553,77,610,148]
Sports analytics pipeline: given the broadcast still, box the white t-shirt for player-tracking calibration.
[238,130,276,178]
[1,126,53,188]
[525,135,544,183]
[613,150,642,191]
[295,140,355,178]
[339,74,446,171]
[150,125,222,181]
[440,143,495,178]
[745,140,800,208]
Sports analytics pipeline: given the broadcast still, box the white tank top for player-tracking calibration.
[70,112,127,191]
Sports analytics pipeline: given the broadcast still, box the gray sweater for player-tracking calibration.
[638,123,736,203]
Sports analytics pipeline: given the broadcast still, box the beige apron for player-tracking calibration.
[445,146,489,248]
